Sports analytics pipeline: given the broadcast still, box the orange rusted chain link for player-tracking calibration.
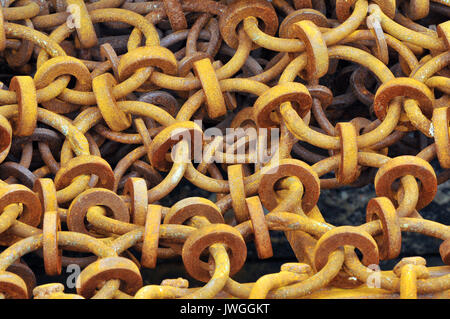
[0,0,447,301]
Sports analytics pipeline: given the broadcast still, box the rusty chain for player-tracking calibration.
[0,0,446,300]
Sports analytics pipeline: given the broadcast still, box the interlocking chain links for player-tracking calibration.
[0,0,446,300]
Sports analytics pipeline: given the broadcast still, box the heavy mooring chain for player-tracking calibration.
[0,0,447,300]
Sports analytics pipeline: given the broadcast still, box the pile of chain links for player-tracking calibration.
[0,0,448,299]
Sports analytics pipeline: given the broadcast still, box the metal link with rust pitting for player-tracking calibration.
[0,0,446,300]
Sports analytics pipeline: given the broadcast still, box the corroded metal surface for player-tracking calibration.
[0,0,445,300]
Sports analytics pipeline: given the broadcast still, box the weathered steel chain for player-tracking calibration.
[0,0,446,299]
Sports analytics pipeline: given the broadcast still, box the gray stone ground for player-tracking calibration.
[319,182,450,255]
